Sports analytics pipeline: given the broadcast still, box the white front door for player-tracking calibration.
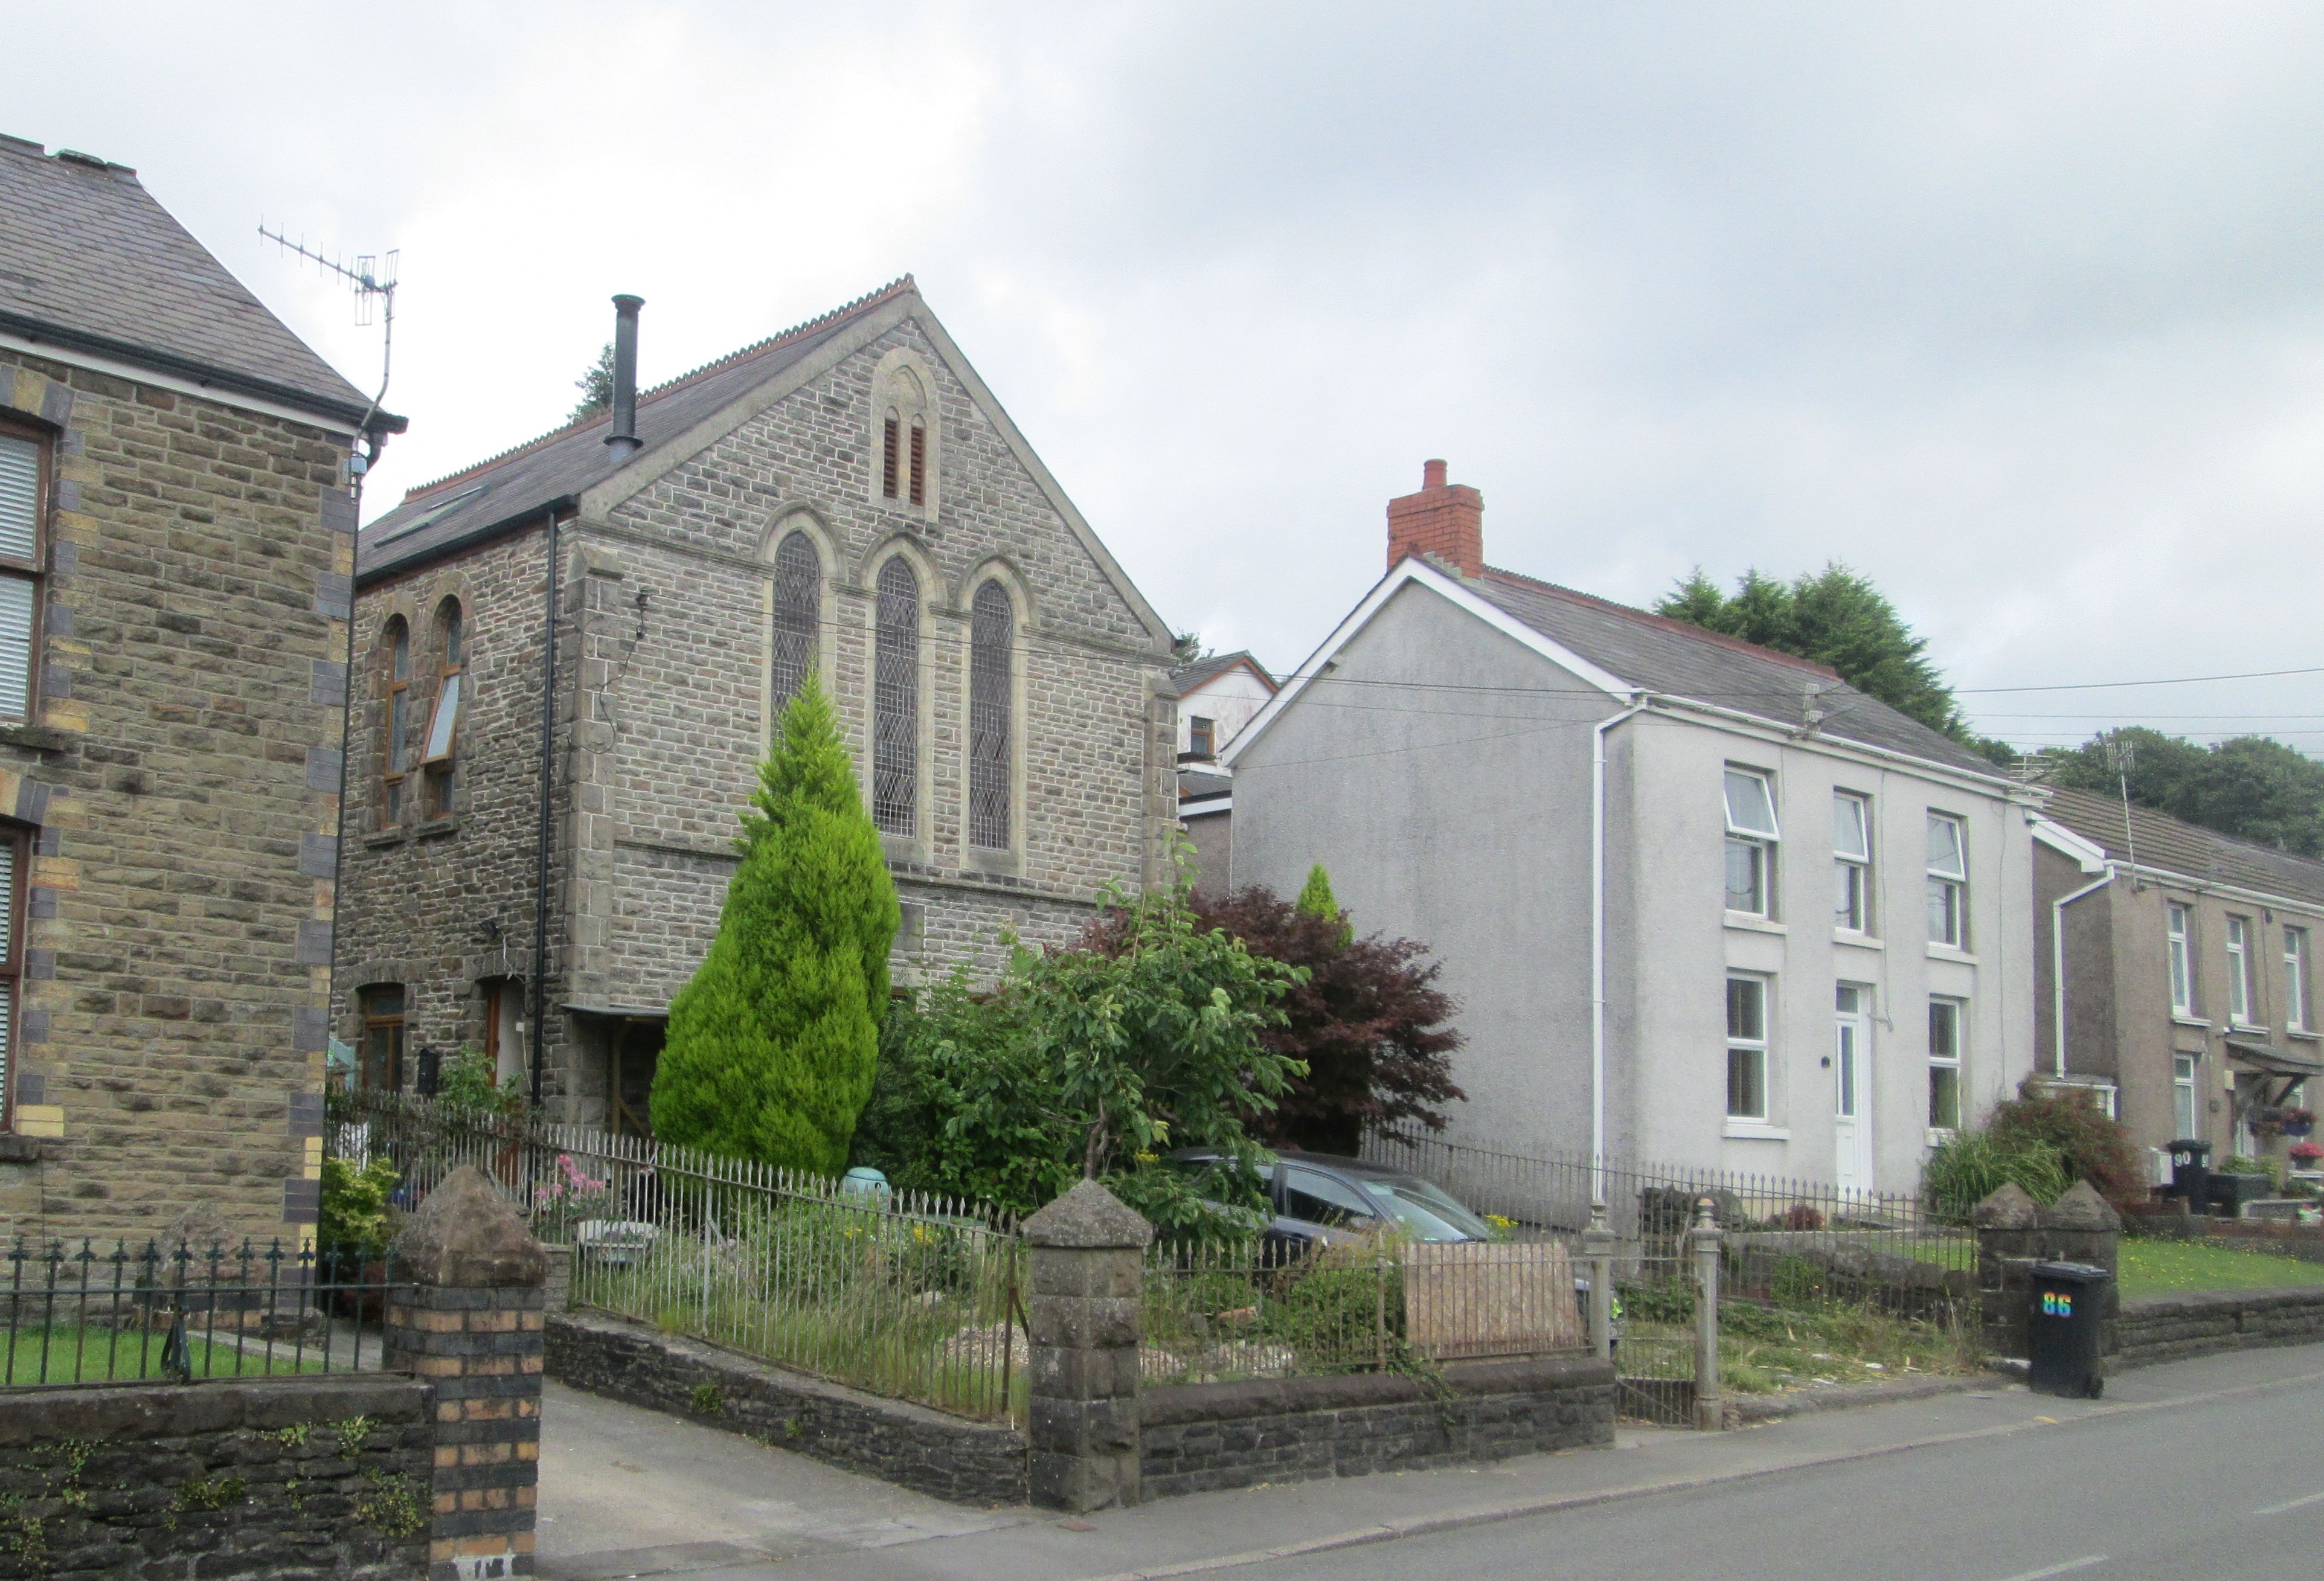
[1835,985,1875,1197]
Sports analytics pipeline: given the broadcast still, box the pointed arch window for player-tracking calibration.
[768,530,820,719]
[422,598,464,818]
[871,357,935,515]
[969,580,1012,850]
[382,616,411,821]
[873,558,919,836]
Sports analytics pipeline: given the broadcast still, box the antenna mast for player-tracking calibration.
[257,223,398,493]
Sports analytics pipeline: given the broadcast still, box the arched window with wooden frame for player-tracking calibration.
[422,598,464,818]
[872,557,920,836]
[381,616,411,822]
[969,580,1013,851]
[768,530,820,721]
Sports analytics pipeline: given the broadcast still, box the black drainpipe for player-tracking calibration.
[530,506,559,1105]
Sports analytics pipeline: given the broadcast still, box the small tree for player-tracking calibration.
[651,676,899,1174]
[570,342,616,423]
[1189,885,1463,1153]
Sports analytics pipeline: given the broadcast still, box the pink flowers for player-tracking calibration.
[535,1153,609,1209]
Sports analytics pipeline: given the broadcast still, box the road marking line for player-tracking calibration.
[2256,1490,2324,1516]
[1998,1558,2106,1581]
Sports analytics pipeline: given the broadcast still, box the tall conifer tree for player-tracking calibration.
[651,676,899,1173]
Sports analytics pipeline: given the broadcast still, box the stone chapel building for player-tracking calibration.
[336,280,1178,1132]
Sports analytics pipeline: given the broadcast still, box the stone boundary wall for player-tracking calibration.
[543,1310,1027,1506]
[2113,1287,2324,1371]
[1138,1355,1617,1501]
[0,1373,432,1580]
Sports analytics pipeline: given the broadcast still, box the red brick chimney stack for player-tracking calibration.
[1387,458,1483,576]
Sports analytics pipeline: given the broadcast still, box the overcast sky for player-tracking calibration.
[9,4,2322,752]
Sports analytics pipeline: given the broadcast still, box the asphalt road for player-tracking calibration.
[1241,1368,2324,1581]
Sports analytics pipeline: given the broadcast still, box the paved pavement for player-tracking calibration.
[538,1345,2324,1581]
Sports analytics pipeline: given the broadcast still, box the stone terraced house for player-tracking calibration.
[339,280,1178,1133]
[0,135,399,1239]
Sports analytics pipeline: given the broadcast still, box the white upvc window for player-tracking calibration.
[1725,974,1770,1120]
[1833,792,1871,932]
[2167,903,2195,1015]
[2287,927,2311,1033]
[1928,998,1964,1132]
[1724,769,1779,917]
[0,425,47,722]
[2227,916,2255,1024]
[1925,813,1968,948]
[2173,1052,2200,1141]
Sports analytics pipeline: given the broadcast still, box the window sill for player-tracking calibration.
[415,816,462,842]
[2288,1029,2321,1042]
[2171,1014,2212,1031]
[1724,914,1788,936]
[364,829,409,849]
[1925,944,1978,965]
[961,846,1021,880]
[1833,931,1884,951]
[1722,1121,1791,1141]
[1927,1127,1959,1149]
[0,721,75,754]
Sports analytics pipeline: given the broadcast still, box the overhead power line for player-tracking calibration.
[1954,664,2324,694]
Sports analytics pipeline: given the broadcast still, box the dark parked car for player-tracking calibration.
[1167,1147,1500,1251]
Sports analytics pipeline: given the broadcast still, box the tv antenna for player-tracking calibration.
[257,223,398,495]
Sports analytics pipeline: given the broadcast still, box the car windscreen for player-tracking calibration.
[1357,1175,1496,1242]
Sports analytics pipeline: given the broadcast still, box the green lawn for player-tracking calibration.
[2117,1240,2324,1299]
[1,1325,331,1386]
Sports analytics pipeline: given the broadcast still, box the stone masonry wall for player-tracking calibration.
[2113,1286,2324,1371]
[338,307,1173,1124]
[545,1309,1028,1506]
[335,524,572,1098]
[1139,1357,1618,1499]
[0,351,351,1242]
[0,1373,432,1581]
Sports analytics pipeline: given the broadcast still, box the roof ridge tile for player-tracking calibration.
[402,274,917,502]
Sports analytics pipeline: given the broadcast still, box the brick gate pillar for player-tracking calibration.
[387,1164,549,1581]
[1022,1178,1152,1512]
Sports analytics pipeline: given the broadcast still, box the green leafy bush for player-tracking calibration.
[1923,1081,2141,1213]
[434,1045,525,1119]
[318,1156,399,1259]
[653,676,899,1175]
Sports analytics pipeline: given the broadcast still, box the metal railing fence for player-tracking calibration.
[1364,1128,1977,1323]
[1142,1233,1588,1385]
[1,1238,395,1388]
[330,1090,1026,1423]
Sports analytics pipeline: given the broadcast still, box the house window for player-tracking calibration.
[0,424,45,722]
[382,617,412,823]
[1724,769,1779,917]
[1926,813,1968,948]
[2226,915,2255,1024]
[2168,902,2195,1015]
[0,824,25,1132]
[422,599,464,818]
[2287,927,2311,1033]
[1929,998,1964,1132]
[768,530,820,720]
[359,985,405,1092]
[1834,792,1871,932]
[2173,1052,2200,1141]
[1189,716,1216,758]
[872,557,920,836]
[1726,975,1769,1121]
[968,580,1012,851]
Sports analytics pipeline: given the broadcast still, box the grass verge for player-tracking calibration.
[2117,1239,2324,1298]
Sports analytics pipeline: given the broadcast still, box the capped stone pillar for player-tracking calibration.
[1022,1178,1152,1512]
[387,1166,549,1581]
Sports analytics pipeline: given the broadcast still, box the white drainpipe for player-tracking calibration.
[2052,868,2114,1077]
[1591,696,1651,1199]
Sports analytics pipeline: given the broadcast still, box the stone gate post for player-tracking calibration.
[386,1164,549,1581]
[1579,1202,1615,1364]
[1022,1178,1152,1512]
[1690,1198,1724,1431]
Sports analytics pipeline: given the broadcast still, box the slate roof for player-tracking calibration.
[359,278,914,582]
[2040,785,2324,908]
[0,135,382,427]
[1456,564,2002,778]
[1169,650,1275,696]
